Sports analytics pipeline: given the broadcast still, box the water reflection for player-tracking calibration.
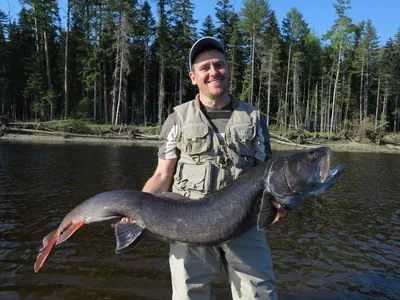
[0,141,399,299]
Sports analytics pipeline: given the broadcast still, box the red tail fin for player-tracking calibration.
[34,221,85,273]
[56,221,85,245]
[34,229,60,273]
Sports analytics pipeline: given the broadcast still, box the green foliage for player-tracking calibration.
[72,97,92,119]
[282,7,309,47]
[1,0,400,136]
[200,15,216,37]
[215,0,234,50]
[60,119,91,134]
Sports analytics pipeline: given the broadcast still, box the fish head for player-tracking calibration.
[266,146,344,210]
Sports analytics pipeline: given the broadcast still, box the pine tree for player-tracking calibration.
[155,0,172,125]
[138,1,155,125]
[215,0,233,51]
[0,10,9,116]
[260,9,281,125]
[281,7,308,129]
[323,0,352,132]
[171,0,197,105]
[200,15,216,37]
[227,12,245,98]
[240,0,269,105]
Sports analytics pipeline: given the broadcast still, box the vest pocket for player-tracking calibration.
[173,162,212,196]
[182,123,211,155]
[229,124,256,156]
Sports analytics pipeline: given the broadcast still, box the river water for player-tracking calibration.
[0,140,399,299]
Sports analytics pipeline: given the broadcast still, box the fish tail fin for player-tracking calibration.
[34,229,60,273]
[56,220,85,245]
[34,220,85,273]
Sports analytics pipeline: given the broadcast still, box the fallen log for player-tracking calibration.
[378,138,400,147]
[4,127,136,141]
[270,137,313,148]
[269,132,297,145]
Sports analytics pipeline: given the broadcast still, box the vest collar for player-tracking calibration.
[194,94,240,110]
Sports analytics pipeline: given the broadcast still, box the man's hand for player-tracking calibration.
[121,217,135,223]
[272,201,288,224]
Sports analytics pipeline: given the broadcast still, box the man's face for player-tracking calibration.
[189,49,230,99]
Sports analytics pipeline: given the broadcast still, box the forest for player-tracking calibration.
[0,0,399,136]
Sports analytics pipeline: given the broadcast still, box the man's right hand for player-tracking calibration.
[121,217,135,223]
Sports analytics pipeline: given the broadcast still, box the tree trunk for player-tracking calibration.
[143,40,148,125]
[284,43,292,130]
[93,80,97,121]
[320,76,324,132]
[43,28,53,120]
[359,50,364,126]
[115,50,124,126]
[344,77,350,129]
[395,94,398,133]
[314,83,318,132]
[364,58,369,121]
[374,76,380,132]
[293,62,298,129]
[266,51,273,126]
[330,44,342,133]
[158,56,165,126]
[178,68,183,105]
[32,3,41,62]
[306,65,311,129]
[257,65,263,109]
[64,0,71,119]
[103,59,108,124]
[250,30,255,105]
[112,39,120,125]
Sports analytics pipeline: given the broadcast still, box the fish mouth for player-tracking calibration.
[319,152,330,183]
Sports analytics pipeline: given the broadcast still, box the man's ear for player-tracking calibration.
[189,71,197,86]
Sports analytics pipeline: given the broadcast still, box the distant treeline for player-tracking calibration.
[0,0,399,134]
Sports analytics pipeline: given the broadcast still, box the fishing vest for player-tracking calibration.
[172,97,261,200]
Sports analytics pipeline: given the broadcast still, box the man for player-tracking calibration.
[142,37,285,299]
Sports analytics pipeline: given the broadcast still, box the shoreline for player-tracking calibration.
[1,132,400,153]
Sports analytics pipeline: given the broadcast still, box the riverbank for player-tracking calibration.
[2,129,400,153]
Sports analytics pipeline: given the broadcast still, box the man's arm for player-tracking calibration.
[142,158,178,194]
[120,158,177,223]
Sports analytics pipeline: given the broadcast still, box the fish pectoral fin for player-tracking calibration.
[257,190,277,231]
[34,229,60,273]
[114,221,145,254]
[56,220,85,245]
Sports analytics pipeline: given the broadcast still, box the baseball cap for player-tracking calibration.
[189,37,226,72]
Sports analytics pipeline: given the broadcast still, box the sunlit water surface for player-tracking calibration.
[0,140,399,299]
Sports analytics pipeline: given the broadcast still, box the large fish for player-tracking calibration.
[34,146,344,273]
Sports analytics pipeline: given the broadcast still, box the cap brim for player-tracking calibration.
[189,37,225,71]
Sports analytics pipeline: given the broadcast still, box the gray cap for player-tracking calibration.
[189,36,225,72]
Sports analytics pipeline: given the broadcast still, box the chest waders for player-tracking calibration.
[168,98,278,300]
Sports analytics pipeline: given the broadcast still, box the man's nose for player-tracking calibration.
[209,64,218,76]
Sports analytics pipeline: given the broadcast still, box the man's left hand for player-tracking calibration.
[272,201,288,224]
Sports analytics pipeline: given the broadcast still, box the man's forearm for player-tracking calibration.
[142,174,173,194]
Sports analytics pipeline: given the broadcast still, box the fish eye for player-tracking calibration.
[312,152,318,158]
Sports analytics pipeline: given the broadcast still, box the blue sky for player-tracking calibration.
[1,0,398,44]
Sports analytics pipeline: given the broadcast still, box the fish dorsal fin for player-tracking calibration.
[257,190,277,231]
[114,221,145,254]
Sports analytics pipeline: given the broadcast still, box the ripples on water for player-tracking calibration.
[0,141,399,299]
